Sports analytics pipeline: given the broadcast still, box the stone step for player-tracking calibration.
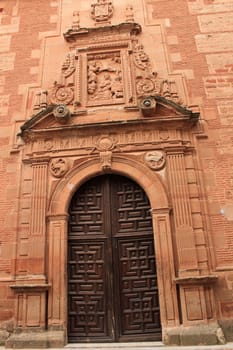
[65,342,163,349]
[65,343,233,350]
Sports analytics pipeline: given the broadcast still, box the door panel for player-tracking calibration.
[115,237,161,339]
[68,241,109,340]
[68,175,161,342]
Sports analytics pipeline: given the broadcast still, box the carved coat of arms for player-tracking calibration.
[91,0,113,23]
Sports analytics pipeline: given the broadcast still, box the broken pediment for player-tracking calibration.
[19,96,199,142]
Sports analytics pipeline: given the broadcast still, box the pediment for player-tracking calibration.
[19,96,199,141]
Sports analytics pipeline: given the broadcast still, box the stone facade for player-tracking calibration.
[0,0,233,347]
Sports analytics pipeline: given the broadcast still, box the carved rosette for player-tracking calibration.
[96,136,115,151]
[144,151,166,171]
[49,84,74,105]
[136,74,161,97]
[49,158,70,178]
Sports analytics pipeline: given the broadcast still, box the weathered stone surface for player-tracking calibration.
[0,330,9,345]
[5,330,65,349]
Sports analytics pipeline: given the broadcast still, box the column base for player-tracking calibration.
[219,319,233,342]
[163,323,226,346]
[5,329,66,349]
[0,330,10,345]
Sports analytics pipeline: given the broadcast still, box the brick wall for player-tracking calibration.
[144,0,233,321]
[0,0,59,327]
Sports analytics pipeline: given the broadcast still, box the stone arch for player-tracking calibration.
[48,155,169,216]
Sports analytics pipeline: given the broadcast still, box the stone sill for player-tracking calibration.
[10,283,51,292]
[174,275,218,285]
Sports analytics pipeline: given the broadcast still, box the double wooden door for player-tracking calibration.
[68,174,161,342]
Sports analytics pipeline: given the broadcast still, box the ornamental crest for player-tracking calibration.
[91,0,113,24]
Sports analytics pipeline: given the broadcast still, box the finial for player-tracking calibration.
[125,4,134,23]
[72,11,80,30]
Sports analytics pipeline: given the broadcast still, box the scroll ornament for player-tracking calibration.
[133,40,183,104]
[49,83,74,105]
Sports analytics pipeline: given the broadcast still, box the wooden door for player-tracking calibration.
[68,175,161,342]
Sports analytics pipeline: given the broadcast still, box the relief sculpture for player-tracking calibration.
[49,52,76,105]
[144,151,166,170]
[132,40,183,104]
[49,158,70,178]
[87,53,124,105]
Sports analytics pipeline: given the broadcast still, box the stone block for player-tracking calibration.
[5,330,65,349]
[0,35,11,52]
[219,319,233,342]
[196,33,233,53]
[0,329,9,345]
[163,327,180,345]
[0,53,16,72]
[198,13,233,33]
[180,324,219,345]
[206,53,233,75]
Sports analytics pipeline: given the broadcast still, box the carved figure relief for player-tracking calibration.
[144,151,166,170]
[91,0,114,24]
[49,158,70,178]
[87,53,124,105]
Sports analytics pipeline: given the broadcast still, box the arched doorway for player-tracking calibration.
[67,174,162,342]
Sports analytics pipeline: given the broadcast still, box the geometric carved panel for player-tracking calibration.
[116,238,161,337]
[69,181,104,236]
[113,178,153,234]
[68,242,108,339]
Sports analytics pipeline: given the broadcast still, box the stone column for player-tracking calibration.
[166,150,221,345]
[47,214,68,328]
[167,150,199,277]
[151,208,179,328]
[28,159,49,277]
